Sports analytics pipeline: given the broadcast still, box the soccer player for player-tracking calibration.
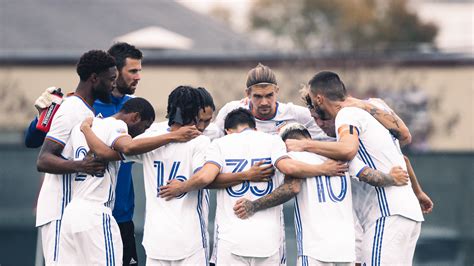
[159,108,349,265]
[149,87,220,140]
[294,91,434,264]
[58,97,155,265]
[214,63,331,140]
[35,50,117,264]
[297,71,424,265]
[232,123,410,265]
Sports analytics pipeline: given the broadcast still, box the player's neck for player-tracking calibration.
[75,83,95,107]
[111,88,125,99]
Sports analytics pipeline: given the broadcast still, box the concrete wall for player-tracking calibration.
[0,64,472,150]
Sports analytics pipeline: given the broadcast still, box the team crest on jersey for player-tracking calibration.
[275,120,287,131]
[116,128,126,134]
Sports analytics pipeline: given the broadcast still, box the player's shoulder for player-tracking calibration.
[203,122,221,141]
[221,100,248,111]
[147,121,169,132]
[277,101,310,117]
[62,95,93,113]
[338,106,367,118]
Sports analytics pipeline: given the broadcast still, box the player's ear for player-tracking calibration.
[131,112,141,123]
[89,73,98,84]
[274,85,279,94]
[245,88,251,97]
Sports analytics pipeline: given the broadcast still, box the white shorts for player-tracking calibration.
[40,220,62,265]
[353,216,363,264]
[146,248,207,266]
[58,201,123,265]
[279,208,287,265]
[297,256,352,266]
[215,239,280,266]
[360,215,421,266]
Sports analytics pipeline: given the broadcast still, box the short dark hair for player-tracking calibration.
[76,50,116,81]
[280,123,311,141]
[120,97,155,122]
[166,86,204,126]
[196,87,215,111]
[224,108,256,130]
[308,71,347,101]
[246,63,277,90]
[107,42,143,70]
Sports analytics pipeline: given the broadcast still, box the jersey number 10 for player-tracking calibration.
[315,175,348,203]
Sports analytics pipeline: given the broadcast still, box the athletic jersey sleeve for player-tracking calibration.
[204,140,224,171]
[121,130,153,164]
[271,135,289,165]
[348,156,367,180]
[335,107,366,139]
[46,101,89,146]
[192,136,211,173]
[105,119,129,147]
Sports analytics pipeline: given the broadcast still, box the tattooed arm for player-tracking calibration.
[358,166,409,187]
[233,177,302,219]
[343,97,412,146]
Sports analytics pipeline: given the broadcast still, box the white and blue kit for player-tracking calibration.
[214,100,331,141]
[58,117,128,265]
[35,95,94,264]
[206,129,288,265]
[288,151,367,265]
[126,126,210,264]
[336,106,424,266]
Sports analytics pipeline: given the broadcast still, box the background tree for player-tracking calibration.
[249,0,438,52]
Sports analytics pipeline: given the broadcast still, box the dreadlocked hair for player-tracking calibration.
[166,85,205,127]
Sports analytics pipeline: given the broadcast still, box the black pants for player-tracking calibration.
[118,220,139,265]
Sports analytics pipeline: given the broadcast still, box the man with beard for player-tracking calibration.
[35,50,117,264]
[291,71,424,265]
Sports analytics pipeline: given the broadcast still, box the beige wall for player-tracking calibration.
[0,64,472,151]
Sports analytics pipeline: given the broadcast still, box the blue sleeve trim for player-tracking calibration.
[356,166,369,177]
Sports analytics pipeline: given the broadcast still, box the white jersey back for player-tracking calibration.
[335,107,424,225]
[289,151,356,262]
[69,117,127,209]
[206,129,288,257]
[214,100,331,140]
[126,127,210,260]
[36,95,95,227]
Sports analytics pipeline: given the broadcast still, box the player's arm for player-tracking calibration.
[357,166,409,187]
[234,176,302,219]
[80,118,200,159]
[24,117,47,148]
[36,139,106,175]
[206,161,275,189]
[285,124,359,161]
[115,125,200,155]
[344,97,411,146]
[404,155,434,213]
[276,157,348,178]
[159,163,221,200]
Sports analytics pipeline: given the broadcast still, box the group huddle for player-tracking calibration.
[28,43,433,266]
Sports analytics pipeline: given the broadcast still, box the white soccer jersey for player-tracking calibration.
[69,117,127,208]
[289,151,365,263]
[126,127,210,260]
[206,129,288,258]
[335,107,424,227]
[214,100,331,140]
[36,95,95,227]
